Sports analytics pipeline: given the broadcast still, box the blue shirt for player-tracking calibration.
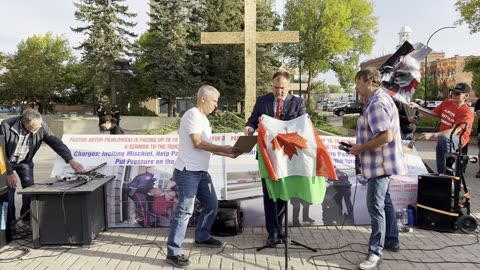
[355,88,407,179]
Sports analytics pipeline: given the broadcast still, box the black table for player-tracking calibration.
[18,176,114,248]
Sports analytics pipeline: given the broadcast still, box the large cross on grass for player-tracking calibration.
[201,0,299,120]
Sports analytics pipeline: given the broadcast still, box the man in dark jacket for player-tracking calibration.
[0,109,85,225]
[111,104,121,126]
[244,70,306,246]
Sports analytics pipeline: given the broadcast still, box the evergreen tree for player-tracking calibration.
[71,0,137,111]
[200,0,245,108]
[200,0,280,110]
[136,0,201,117]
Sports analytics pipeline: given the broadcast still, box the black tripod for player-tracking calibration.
[256,200,317,269]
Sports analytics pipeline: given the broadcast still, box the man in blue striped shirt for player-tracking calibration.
[348,68,407,270]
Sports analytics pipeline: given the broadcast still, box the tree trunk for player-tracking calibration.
[167,96,177,117]
[37,102,44,114]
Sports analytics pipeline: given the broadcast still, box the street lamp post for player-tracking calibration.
[424,26,456,106]
[299,60,302,98]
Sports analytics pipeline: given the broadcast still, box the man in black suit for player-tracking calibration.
[244,70,306,246]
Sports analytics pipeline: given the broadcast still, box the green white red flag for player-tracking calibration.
[257,114,337,181]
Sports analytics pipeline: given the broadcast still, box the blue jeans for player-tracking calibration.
[7,163,34,224]
[167,168,218,256]
[366,176,399,257]
[436,135,459,174]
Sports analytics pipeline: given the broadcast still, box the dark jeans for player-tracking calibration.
[261,178,285,233]
[290,197,311,222]
[333,186,353,216]
[7,163,34,224]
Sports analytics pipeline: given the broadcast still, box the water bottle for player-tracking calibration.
[402,208,408,225]
[396,209,403,230]
[407,205,416,226]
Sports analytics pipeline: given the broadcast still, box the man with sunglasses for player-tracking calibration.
[410,83,474,174]
[0,109,85,227]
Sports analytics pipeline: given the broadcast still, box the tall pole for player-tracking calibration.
[299,60,302,98]
[424,26,456,106]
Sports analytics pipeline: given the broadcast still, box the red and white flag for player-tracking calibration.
[257,114,337,181]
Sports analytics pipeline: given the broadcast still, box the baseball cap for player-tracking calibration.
[449,83,471,94]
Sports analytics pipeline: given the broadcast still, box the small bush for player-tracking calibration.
[417,117,440,127]
[143,119,180,135]
[208,111,245,133]
[343,116,358,130]
[308,110,342,135]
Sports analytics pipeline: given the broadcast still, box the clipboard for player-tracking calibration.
[234,136,258,153]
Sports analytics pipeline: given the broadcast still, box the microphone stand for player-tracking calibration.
[256,102,317,269]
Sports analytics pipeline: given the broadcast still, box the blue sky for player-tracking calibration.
[1,0,478,85]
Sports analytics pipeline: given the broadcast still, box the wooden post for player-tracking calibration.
[201,0,299,121]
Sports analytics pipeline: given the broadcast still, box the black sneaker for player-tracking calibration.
[194,237,223,248]
[166,254,190,268]
[303,217,315,223]
[384,244,400,252]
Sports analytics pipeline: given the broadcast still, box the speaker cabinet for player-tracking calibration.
[416,174,457,232]
[417,207,457,232]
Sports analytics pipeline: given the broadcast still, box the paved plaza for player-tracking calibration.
[1,139,480,269]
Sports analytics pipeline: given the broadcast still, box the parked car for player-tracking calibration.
[323,101,339,111]
[414,99,425,107]
[328,102,348,112]
[425,100,442,110]
[333,102,363,116]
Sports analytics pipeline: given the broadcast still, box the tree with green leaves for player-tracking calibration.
[464,56,480,97]
[455,0,480,34]
[455,1,480,98]
[71,0,137,112]
[136,0,201,117]
[412,76,441,101]
[0,33,77,113]
[328,84,342,93]
[282,0,377,107]
[199,0,245,109]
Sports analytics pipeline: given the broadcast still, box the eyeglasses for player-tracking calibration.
[22,121,41,133]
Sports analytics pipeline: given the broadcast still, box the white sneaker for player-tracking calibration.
[359,254,381,270]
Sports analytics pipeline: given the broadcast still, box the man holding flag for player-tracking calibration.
[244,70,306,246]
[348,68,407,270]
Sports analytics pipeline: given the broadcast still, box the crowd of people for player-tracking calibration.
[3,67,477,270]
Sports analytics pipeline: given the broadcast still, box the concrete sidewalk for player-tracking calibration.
[2,140,480,270]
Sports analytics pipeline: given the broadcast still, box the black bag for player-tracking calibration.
[211,200,243,236]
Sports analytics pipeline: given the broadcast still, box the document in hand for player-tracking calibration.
[234,136,258,153]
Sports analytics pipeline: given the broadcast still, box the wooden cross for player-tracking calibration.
[201,0,299,120]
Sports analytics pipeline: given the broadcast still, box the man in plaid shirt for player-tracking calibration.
[348,68,407,270]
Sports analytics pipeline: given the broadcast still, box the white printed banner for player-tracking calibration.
[53,133,426,228]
